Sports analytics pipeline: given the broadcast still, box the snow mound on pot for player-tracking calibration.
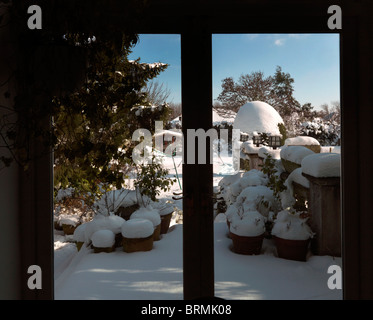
[230,211,266,237]
[91,229,115,248]
[301,153,341,178]
[131,207,161,226]
[121,218,154,239]
[280,146,314,164]
[84,215,125,243]
[272,210,314,240]
[58,214,80,227]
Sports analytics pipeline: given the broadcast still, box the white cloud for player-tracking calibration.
[274,39,285,46]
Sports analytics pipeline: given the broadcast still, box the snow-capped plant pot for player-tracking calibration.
[230,232,265,255]
[271,210,314,262]
[121,219,154,253]
[229,211,266,255]
[159,207,174,234]
[54,215,63,231]
[59,214,81,235]
[273,236,310,262]
[130,207,162,241]
[91,229,116,253]
[284,136,321,153]
[280,146,314,174]
[149,200,175,234]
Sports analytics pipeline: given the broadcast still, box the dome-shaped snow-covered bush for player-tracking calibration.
[271,210,314,241]
[235,185,276,217]
[219,170,269,206]
[233,101,284,137]
[229,210,266,237]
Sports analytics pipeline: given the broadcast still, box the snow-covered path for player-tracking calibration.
[54,154,342,300]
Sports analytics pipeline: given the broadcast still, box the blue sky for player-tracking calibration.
[128,34,340,110]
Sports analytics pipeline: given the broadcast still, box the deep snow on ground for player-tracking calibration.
[54,153,342,300]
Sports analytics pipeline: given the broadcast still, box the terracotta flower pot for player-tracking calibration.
[122,234,153,253]
[92,245,116,254]
[114,232,123,248]
[274,236,310,262]
[153,224,161,241]
[62,223,80,235]
[160,212,173,234]
[230,232,265,255]
[116,203,140,220]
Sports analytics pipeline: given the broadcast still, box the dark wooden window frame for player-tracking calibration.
[19,1,373,300]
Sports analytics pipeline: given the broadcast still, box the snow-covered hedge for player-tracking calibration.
[229,210,266,237]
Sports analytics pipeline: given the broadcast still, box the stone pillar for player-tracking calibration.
[247,153,263,171]
[302,173,341,257]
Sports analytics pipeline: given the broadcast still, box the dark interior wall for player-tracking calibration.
[0,3,20,299]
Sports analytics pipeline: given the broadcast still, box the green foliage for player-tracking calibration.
[261,153,287,200]
[278,123,287,146]
[134,155,176,204]
[52,39,170,198]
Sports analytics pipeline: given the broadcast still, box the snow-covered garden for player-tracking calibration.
[54,101,342,300]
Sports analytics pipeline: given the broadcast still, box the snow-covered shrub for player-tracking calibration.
[235,185,276,217]
[299,118,340,146]
[93,188,140,216]
[260,153,286,209]
[219,170,268,206]
[271,209,314,240]
[229,210,266,237]
[134,155,176,204]
[54,187,94,223]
